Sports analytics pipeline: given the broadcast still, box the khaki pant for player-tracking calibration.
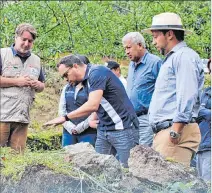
[0,122,28,153]
[153,123,201,167]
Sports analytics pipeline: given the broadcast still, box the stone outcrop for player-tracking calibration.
[64,142,122,182]
[128,145,207,192]
[1,143,209,193]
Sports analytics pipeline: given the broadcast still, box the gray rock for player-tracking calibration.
[1,143,210,193]
[1,165,92,193]
[64,142,122,182]
[128,145,207,192]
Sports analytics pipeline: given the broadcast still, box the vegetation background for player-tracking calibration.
[0,0,211,147]
[0,2,211,191]
[0,1,211,65]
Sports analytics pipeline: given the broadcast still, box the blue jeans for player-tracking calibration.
[62,128,97,147]
[138,114,153,146]
[95,127,138,168]
[196,150,211,182]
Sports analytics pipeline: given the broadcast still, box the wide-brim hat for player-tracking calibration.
[142,12,192,35]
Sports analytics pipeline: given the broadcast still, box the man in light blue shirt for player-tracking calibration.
[122,32,162,146]
[143,12,204,166]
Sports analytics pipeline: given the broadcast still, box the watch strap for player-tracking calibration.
[64,115,70,121]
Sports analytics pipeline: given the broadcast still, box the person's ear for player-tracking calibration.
[167,30,174,40]
[73,63,78,68]
[138,43,143,49]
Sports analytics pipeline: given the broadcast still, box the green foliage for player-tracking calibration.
[1,148,75,181]
[120,66,129,78]
[204,74,211,88]
[0,1,210,66]
[27,129,62,151]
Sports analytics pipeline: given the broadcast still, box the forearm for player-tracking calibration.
[74,119,90,134]
[0,76,18,87]
[63,121,76,134]
[174,55,200,123]
[66,101,98,120]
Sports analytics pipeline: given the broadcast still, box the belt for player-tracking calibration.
[136,109,148,117]
[152,118,196,134]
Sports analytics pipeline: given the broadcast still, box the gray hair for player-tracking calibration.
[57,55,84,68]
[15,23,37,40]
[122,32,146,48]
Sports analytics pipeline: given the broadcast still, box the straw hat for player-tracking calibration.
[142,12,192,34]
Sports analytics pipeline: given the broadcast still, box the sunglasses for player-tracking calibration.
[61,67,71,79]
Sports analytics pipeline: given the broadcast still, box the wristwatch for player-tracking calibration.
[64,115,70,121]
[169,130,181,139]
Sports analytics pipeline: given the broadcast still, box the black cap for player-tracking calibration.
[106,61,120,70]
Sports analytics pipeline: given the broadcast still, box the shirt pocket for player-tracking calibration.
[2,63,22,77]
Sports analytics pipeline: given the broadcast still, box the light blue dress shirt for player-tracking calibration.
[149,41,204,124]
[127,51,162,112]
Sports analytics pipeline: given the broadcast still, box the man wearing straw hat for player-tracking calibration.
[142,12,204,166]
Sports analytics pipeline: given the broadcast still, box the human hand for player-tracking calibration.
[43,116,66,126]
[169,136,180,144]
[169,123,183,144]
[71,129,78,134]
[30,79,41,89]
[89,120,99,129]
[16,76,32,87]
[30,80,44,92]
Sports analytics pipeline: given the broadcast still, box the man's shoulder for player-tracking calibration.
[1,47,10,50]
[146,52,162,63]
[0,47,11,54]
[176,44,199,58]
[30,52,40,60]
[90,65,109,74]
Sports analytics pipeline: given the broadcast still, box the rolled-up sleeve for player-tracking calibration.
[173,53,200,123]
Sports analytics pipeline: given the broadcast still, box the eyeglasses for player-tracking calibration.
[61,67,71,79]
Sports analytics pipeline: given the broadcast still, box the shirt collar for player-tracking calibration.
[11,44,31,58]
[133,50,149,67]
[164,41,187,61]
[82,64,92,82]
[140,50,149,64]
[167,41,187,56]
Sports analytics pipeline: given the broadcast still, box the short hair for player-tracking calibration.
[122,32,146,48]
[159,30,184,41]
[75,54,90,65]
[57,54,84,68]
[15,23,37,40]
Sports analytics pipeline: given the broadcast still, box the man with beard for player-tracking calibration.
[142,12,204,166]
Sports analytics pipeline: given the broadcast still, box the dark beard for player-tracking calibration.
[160,48,166,56]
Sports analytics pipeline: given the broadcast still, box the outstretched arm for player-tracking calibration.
[44,90,103,126]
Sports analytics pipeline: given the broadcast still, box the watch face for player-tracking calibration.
[170,131,176,138]
[170,130,180,138]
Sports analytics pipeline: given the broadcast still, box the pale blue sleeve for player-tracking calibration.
[173,53,201,123]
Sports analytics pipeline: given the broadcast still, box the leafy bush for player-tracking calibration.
[0,1,210,67]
